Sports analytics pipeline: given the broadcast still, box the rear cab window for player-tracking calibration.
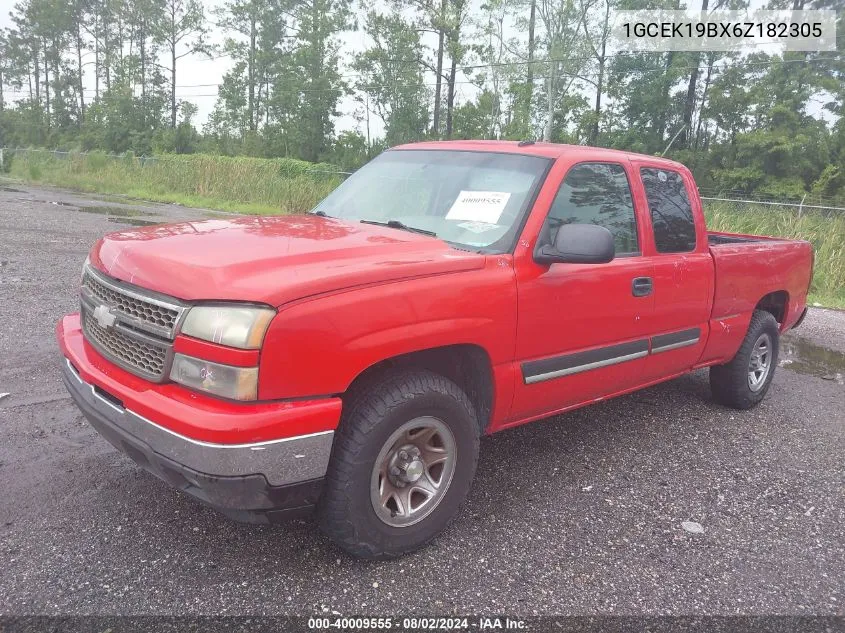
[541,162,640,256]
[640,168,697,253]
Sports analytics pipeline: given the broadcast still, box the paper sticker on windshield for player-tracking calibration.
[457,220,498,234]
[446,191,511,224]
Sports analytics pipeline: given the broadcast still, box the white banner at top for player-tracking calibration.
[611,10,837,52]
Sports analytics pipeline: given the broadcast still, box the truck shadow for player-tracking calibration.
[80,350,836,574]
[151,370,721,565]
[465,371,715,523]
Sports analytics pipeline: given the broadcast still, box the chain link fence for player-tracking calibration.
[697,187,845,215]
[0,147,351,179]
[0,146,162,168]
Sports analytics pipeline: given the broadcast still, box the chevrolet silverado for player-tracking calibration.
[57,141,814,559]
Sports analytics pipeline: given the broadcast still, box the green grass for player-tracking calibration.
[9,150,341,215]
[8,149,843,308]
[704,200,845,309]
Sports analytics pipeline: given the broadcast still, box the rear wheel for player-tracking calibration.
[317,369,479,559]
[710,310,780,410]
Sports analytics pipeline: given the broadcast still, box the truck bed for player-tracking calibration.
[707,231,813,330]
[708,232,765,246]
[708,230,801,246]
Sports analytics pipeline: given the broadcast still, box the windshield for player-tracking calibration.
[313,150,551,253]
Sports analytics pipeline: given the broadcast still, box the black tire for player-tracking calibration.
[317,369,480,559]
[710,310,780,410]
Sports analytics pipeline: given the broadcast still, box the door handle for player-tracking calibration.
[632,277,653,297]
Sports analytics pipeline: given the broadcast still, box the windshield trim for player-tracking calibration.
[388,146,556,160]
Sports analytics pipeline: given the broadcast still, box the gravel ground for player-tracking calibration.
[1,181,843,617]
[792,306,845,354]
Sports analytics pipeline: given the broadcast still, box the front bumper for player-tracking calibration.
[58,313,342,522]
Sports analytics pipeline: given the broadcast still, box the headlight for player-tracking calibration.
[180,305,275,349]
[170,353,259,401]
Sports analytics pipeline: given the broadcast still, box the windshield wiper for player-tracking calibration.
[360,219,437,237]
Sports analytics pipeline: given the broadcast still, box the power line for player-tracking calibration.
[384,49,843,73]
[3,52,838,99]
[2,78,481,97]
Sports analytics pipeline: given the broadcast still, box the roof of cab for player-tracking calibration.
[392,139,685,169]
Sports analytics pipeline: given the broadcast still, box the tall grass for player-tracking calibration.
[8,149,843,307]
[704,200,845,308]
[9,150,341,215]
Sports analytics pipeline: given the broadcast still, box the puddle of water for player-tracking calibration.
[78,205,151,218]
[28,199,74,206]
[107,217,160,227]
[780,336,845,385]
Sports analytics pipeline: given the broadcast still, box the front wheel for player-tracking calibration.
[710,310,780,410]
[317,369,480,559]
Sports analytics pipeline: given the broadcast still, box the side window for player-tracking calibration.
[544,162,639,255]
[640,168,696,253]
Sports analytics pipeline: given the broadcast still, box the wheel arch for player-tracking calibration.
[343,344,495,435]
[755,290,789,327]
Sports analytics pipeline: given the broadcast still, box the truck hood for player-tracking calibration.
[91,215,486,307]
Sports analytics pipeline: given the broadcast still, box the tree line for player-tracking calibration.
[0,0,843,201]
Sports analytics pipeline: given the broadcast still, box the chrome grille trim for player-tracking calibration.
[81,265,187,340]
[80,265,186,382]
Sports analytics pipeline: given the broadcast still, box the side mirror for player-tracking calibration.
[534,223,615,265]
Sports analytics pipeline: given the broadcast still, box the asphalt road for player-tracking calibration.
[1,181,843,617]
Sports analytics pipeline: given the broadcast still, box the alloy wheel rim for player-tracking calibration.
[748,333,772,392]
[370,416,457,528]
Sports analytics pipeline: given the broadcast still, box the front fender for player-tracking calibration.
[258,258,517,400]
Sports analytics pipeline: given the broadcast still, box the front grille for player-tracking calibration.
[80,266,187,382]
[83,270,180,333]
[82,310,168,379]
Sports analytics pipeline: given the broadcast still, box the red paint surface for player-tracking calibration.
[89,214,485,306]
[58,314,342,443]
[173,335,259,368]
[59,141,814,442]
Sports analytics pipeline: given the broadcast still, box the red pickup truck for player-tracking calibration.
[58,141,813,558]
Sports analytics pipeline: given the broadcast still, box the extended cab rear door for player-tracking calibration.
[628,159,713,380]
[508,158,656,422]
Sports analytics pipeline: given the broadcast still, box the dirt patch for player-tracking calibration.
[77,205,152,218]
[107,217,161,227]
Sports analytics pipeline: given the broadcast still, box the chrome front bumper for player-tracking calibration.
[61,358,334,520]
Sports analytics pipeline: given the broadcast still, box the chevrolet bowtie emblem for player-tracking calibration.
[93,304,117,329]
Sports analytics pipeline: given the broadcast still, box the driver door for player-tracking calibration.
[509,160,656,422]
